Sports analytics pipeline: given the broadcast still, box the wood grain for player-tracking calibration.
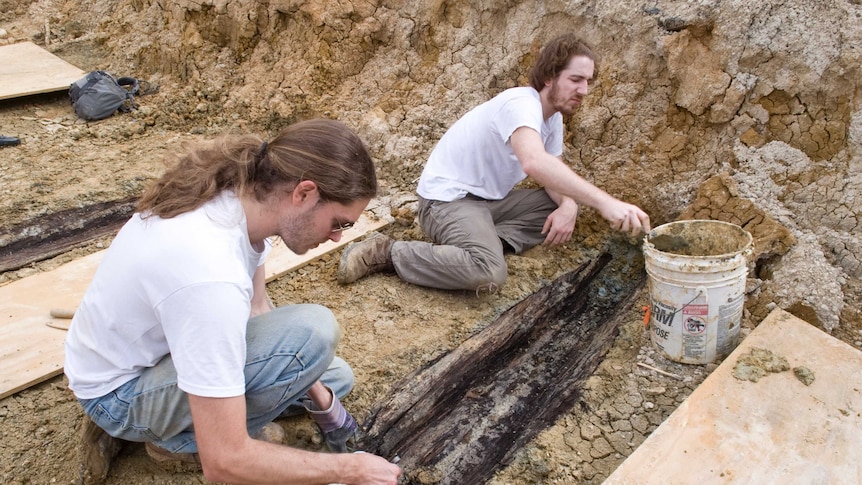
[0,42,85,100]
[359,245,646,484]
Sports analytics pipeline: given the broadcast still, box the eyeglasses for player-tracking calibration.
[332,216,355,233]
[324,199,355,233]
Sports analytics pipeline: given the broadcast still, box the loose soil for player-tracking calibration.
[0,85,710,485]
[2,4,861,485]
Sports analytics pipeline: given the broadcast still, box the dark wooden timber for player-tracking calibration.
[359,245,646,484]
[0,197,137,272]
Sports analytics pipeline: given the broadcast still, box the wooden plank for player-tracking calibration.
[0,251,102,399]
[0,213,388,400]
[0,42,86,100]
[359,246,646,484]
[604,308,862,485]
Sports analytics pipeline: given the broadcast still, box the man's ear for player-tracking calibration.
[292,179,321,207]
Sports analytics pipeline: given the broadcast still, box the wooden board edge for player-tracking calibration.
[0,367,64,401]
[0,86,73,101]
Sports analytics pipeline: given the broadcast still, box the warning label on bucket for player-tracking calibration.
[683,304,708,335]
[650,297,715,363]
[682,303,708,359]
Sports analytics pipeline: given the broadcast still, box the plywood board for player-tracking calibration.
[0,41,86,100]
[604,308,862,484]
[0,214,388,400]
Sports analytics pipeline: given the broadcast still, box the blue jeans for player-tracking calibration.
[78,304,354,454]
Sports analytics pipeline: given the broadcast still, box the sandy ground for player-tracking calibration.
[0,89,713,485]
[1,11,861,485]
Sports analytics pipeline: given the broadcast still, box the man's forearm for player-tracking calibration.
[528,153,616,211]
[511,127,618,211]
[190,394,398,484]
[544,187,577,210]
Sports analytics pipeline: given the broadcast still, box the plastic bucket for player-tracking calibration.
[643,220,752,364]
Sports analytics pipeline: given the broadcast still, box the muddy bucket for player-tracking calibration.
[643,220,752,364]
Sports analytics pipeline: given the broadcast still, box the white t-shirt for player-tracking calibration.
[65,191,269,399]
[417,86,563,202]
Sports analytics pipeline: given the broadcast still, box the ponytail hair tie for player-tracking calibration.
[256,141,268,164]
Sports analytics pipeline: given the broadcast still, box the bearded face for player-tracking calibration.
[544,55,595,116]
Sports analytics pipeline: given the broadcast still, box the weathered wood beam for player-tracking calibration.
[359,244,646,484]
[0,197,137,273]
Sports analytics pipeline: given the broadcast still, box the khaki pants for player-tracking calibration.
[390,189,557,291]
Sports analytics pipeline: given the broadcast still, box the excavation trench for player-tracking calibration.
[3,202,646,484]
[359,243,646,484]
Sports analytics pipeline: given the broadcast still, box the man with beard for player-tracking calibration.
[337,33,651,292]
[65,119,401,485]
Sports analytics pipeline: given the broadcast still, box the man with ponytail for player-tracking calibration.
[65,119,401,484]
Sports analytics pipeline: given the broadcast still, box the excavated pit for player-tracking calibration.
[0,1,860,483]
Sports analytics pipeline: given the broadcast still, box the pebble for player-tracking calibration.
[642,386,666,395]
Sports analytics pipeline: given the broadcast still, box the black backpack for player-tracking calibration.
[69,70,155,121]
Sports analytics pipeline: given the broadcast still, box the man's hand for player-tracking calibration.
[190,394,397,484]
[303,385,358,452]
[347,452,402,485]
[542,200,579,246]
[598,199,651,237]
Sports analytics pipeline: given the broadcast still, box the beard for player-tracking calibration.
[276,206,320,255]
[548,81,582,116]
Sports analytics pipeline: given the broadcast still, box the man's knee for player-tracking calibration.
[256,304,341,355]
[289,304,341,351]
[466,263,507,292]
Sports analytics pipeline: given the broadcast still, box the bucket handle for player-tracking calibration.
[676,286,708,314]
[657,287,708,324]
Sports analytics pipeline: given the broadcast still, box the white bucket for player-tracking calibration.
[643,220,753,364]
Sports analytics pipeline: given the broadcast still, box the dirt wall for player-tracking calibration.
[14,0,859,329]
[2,1,861,484]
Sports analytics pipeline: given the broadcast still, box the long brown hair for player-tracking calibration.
[137,119,377,218]
[529,33,599,92]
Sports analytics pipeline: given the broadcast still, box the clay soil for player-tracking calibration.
[2,13,862,485]
[0,74,709,485]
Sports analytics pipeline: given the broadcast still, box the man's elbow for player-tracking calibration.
[199,450,243,483]
[519,155,543,179]
[201,460,230,483]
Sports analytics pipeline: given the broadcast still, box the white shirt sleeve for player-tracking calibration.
[492,94,545,145]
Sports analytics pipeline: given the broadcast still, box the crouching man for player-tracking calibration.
[65,119,401,485]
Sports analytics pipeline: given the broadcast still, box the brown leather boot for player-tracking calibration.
[336,232,395,284]
[77,415,123,485]
[144,442,202,473]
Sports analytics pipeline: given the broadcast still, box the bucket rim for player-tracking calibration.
[642,219,753,259]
